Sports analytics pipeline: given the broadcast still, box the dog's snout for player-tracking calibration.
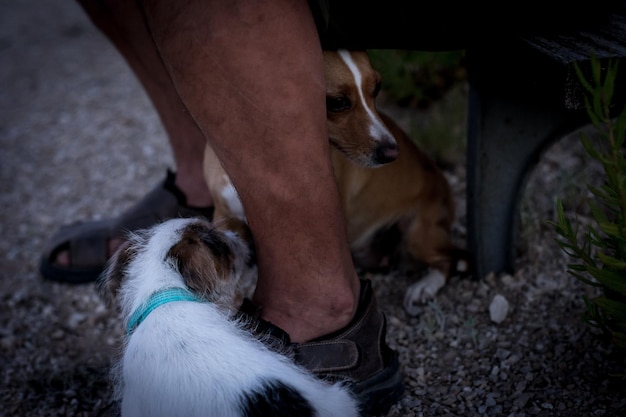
[375,143,399,165]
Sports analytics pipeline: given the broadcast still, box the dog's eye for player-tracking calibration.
[326,96,351,112]
[372,81,382,98]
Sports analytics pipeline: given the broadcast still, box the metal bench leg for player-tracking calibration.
[466,85,584,278]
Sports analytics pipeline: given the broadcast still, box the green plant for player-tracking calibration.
[367,49,468,167]
[463,317,479,349]
[551,58,626,349]
[367,49,465,109]
[417,301,447,340]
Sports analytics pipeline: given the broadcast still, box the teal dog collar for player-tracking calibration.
[127,287,202,334]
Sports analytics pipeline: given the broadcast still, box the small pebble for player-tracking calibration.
[50,329,64,340]
[489,294,510,323]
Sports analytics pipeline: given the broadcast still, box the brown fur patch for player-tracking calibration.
[166,222,237,306]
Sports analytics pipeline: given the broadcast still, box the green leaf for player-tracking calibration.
[555,198,566,222]
[574,63,594,94]
[587,265,626,294]
[615,108,626,148]
[598,222,622,238]
[593,296,626,320]
[602,61,617,105]
[589,200,609,223]
[584,95,602,127]
[568,263,588,272]
[597,251,626,270]
[580,133,601,160]
[583,295,607,327]
[568,270,603,287]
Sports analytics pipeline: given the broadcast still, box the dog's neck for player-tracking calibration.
[126,287,203,334]
[119,255,191,323]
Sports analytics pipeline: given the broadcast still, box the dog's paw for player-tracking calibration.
[403,269,446,316]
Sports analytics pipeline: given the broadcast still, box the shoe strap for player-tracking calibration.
[112,169,214,234]
[69,226,109,267]
[295,340,359,372]
[293,279,388,380]
[237,280,389,382]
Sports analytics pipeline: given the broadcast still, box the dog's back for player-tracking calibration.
[101,218,359,417]
[121,301,358,417]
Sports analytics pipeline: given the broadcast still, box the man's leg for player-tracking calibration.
[139,0,360,343]
[48,0,215,271]
[76,0,211,207]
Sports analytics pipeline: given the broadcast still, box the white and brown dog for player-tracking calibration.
[204,49,469,316]
[99,217,359,417]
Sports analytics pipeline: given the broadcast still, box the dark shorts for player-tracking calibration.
[309,0,622,50]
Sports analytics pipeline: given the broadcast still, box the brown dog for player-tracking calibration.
[203,49,468,315]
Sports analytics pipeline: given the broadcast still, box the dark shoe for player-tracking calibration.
[294,279,404,415]
[39,170,214,283]
[239,279,404,416]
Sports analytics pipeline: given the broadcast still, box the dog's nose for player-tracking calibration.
[375,143,399,164]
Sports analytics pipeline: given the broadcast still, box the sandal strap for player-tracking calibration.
[69,224,111,268]
[238,280,392,381]
[293,279,390,381]
[293,340,359,372]
[40,170,214,283]
[112,169,214,234]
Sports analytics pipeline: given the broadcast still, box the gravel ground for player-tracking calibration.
[1,1,625,416]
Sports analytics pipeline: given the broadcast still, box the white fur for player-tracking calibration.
[105,218,359,417]
[221,182,247,222]
[403,269,446,316]
[337,49,394,144]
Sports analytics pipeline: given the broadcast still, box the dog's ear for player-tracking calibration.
[97,238,136,307]
[214,217,255,261]
[167,223,234,298]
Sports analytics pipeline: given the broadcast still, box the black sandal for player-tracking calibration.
[39,170,214,284]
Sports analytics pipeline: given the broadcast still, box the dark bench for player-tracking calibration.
[317,1,626,278]
[465,11,626,277]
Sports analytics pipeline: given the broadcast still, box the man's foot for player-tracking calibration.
[39,170,214,284]
[239,279,404,416]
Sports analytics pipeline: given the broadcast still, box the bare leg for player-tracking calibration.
[51,0,215,267]
[76,0,211,207]
[139,0,360,342]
